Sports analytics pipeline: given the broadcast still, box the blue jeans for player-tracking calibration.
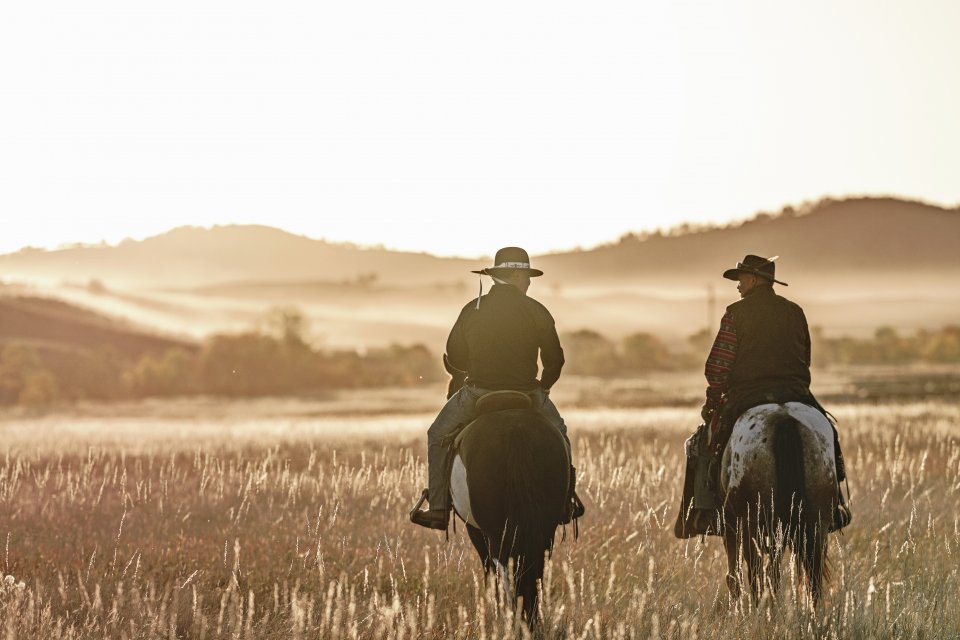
[426,385,567,510]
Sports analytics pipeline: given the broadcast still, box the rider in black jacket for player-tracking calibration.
[447,280,565,392]
[411,247,575,530]
[675,255,851,537]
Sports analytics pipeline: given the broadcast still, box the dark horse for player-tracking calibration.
[444,358,569,624]
[450,400,570,626]
[720,402,837,606]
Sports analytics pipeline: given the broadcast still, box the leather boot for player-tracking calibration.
[674,429,722,538]
[410,508,449,530]
[409,489,449,530]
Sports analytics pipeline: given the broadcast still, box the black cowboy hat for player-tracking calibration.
[471,247,544,277]
[722,254,789,286]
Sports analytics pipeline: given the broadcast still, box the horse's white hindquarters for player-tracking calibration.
[722,402,837,496]
[450,454,479,527]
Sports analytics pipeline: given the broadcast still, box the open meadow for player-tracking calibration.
[0,383,958,639]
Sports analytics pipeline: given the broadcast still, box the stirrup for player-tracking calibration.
[830,503,852,532]
[560,490,585,525]
[409,488,428,515]
[409,489,449,530]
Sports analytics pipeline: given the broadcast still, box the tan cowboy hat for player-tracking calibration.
[471,247,544,277]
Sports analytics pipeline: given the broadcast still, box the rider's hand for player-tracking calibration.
[700,403,713,423]
[684,433,696,457]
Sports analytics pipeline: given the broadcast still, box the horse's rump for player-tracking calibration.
[721,402,837,515]
[451,409,568,558]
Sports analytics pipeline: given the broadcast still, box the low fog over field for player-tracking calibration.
[2,198,959,350]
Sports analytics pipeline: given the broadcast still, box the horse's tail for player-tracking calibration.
[773,413,830,593]
[499,420,557,563]
[772,414,806,536]
[498,415,566,616]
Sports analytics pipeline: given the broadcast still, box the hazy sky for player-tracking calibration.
[2,0,958,258]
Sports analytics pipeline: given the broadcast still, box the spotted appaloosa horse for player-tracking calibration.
[450,405,568,624]
[721,402,838,606]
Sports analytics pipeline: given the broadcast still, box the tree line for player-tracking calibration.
[1,317,958,408]
[560,325,960,376]
[0,309,442,408]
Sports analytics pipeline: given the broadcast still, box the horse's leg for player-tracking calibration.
[790,517,828,607]
[723,517,743,605]
[766,541,783,598]
[805,524,828,606]
[743,504,764,606]
[467,524,498,602]
[515,548,545,630]
[762,494,783,599]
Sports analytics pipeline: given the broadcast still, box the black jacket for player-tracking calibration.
[726,285,811,408]
[446,284,564,391]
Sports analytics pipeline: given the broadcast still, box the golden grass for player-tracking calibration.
[0,400,958,638]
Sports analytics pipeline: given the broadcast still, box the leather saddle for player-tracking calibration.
[453,390,533,450]
[475,389,532,413]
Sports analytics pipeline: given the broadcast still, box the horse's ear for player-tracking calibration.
[443,353,467,399]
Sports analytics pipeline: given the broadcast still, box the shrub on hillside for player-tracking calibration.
[126,348,200,397]
[810,325,960,366]
[561,330,621,376]
[351,343,443,386]
[198,332,317,396]
[18,370,59,408]
[621,332,675,371]
[561,329,682,375]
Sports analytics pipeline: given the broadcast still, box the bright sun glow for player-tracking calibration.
[1,0,958,257]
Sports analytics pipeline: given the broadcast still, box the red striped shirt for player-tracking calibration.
[704,310,738,413]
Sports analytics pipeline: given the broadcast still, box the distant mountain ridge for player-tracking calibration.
[0,224,469,289]
[2,197,958,346]
[537,197,960,284]
[1,197,957,290]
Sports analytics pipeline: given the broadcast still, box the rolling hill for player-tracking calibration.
[1,197,957,346]
[0,295,195,359]
[539,197,960,284]
[1,197,957,290]
[0,225,468,289]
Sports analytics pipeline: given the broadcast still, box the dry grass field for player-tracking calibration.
[0,393,958,639]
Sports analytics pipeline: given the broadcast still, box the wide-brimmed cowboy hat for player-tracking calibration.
[722,254,789,286]
[471,247,544,277]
